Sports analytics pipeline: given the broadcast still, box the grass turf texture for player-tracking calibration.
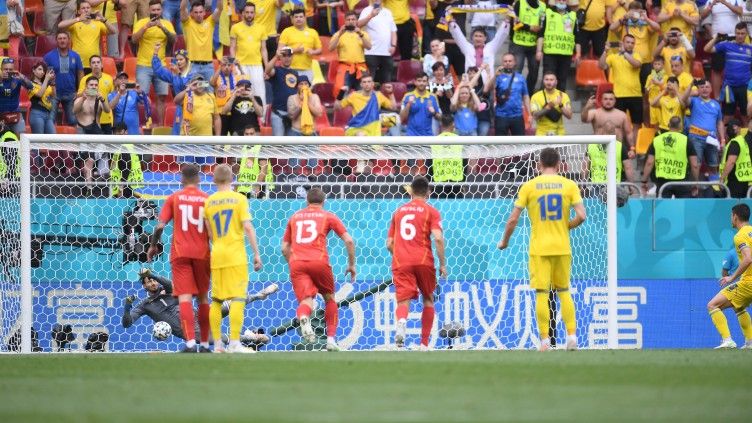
[1,350,750,422]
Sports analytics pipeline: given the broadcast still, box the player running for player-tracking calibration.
[147,163,212,353]
[204,164,263,353]
[282,188,356,351]
[498,148,586,352]
[707,204,752,349]
[387,176,447,350]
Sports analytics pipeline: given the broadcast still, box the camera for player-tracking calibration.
[197,81,210,89]
[227,57,236,64]
[150,13,159,21]
[345,24,356,31]
[125,82,136,89]
[281,47,293,55]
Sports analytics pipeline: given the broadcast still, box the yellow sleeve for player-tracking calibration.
[377,92,390,109]
[514,182,530,209]
[230,23,239,39]
[98,21,107,35]
[561,92,571,108]
[237,195,252,222]
[77,76,87,94]
[340,94,352,109]
[633,52,642,63]
[312,30,322,49]
[133,18,145,34]
[529,93,542,112]
[279,28,290,45]
[569,180,583,205]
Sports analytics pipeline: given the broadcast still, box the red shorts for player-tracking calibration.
[290,261,335,303]
[171,257,210,296]
[393,265,437,302]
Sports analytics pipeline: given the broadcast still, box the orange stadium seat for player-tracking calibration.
[101,57,117,78]
[320,126,345,136]
[260,126,273,136]
[32,10,47,35]
[163,105,177,127]
[55,125,77,134]
[315,36,338,62]
[315,111,331,128]
[575,59,607,88]
[691,61,705,79]
[333,106,352,127]
[636,127,656,155]
[123,57,137,81]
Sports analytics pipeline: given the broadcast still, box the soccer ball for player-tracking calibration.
[152,321,172,341]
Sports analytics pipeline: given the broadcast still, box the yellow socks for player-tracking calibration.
[535,291,550,341]
[229,299,244,341]
[736,310,752,341]
[210,300,223,346]
[710,308,731,340]
[558,289,577,336]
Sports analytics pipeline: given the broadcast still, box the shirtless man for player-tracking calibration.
[73,76,111,193]
[581,90,635,158]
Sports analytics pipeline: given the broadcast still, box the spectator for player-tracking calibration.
[162,0,184,35]
[253,0,285,55]
[641,116,700,198]
[132,0,175,127]
[108,72,151,135]
[58,1,116,72]
[599,34,643,141]
[530,72,572,136]
[609,1,659,86]
[212,56,244,135]
[669,56,694,95]
[422,0,438,56]
[330,11,372,97]
[316,0,344,36]
[279,8,322,82]
[537,0,581,91]
[220,78,263,135]
[78,56,115,134]
[450,77,483,136]
[153,46,194,135]
[719,119,751,198]
[433,0,466,75]
[383,0,414,60]
[429,62,454,120]
[28,62,57,135]
[264,47,299,136]
[175,74,219,136]
[120,0,149,57]
[180,0,223,84]
[582,90,635,151]
[657,0,700,42]
[653,27,695,73]
[45,0,77,35]
[5,0,24,59]
[466,65,492,136]
[287,75,323,137]
[680,78,725,177]
[336,72,397,136]
[645,56,666,128]
[470,0,501,41]
[448,12,509,83]
[701,0,743,99]
[73,76,111,190]
[89,0,119,58]
[423,39,449,78]
[511,0,545,94]
[650,76,683,133]
[704,23,752,124]
[358,1,398,84]
[0,58,33,135]
[400,72,441,136]
[578,0,615,58]
[485,54,529,136]
[44,32,85,126]
[230,2,268,106]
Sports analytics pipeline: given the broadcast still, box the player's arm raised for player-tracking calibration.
[431,228,447,278]
[243,220,263,271]
[721,245,751,286]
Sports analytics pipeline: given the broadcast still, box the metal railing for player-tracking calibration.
[657,181,730,198]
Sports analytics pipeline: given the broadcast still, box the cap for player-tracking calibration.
[174,49,189,58]
[237,78,251,87]
[190,74,206,82]
[296,75,310,87]
[116,71,129,79]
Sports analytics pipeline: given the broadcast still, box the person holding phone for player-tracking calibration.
[78,55,115,134]
[108,71,150,135]
[73,76,111,192]
[28,62,58,135]
[329,11,372,99]
[0,58,33,135]
[57,1,117,71]
[221,79,263,136]
[653,27,695,73]
[358,0,398,84]
[230,2,268,108]
[264,47,299,136]
[174,74,220,136]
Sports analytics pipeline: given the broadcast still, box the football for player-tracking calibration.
[152,321,172,341]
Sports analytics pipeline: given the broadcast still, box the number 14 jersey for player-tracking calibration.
[283,205,348,263]
[388,199,442,270]
[159,186,210,261]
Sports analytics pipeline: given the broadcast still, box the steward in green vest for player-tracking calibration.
[512,0,545,92]
[587,141,628,183]
[237,144,275,199]
[430,117,466,198]
[0,130,20,180]
[537,0,580,91]
[719,119,752,198]
[111,144,145,198]
[641,117,699,198]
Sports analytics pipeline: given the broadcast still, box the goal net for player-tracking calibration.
[2,134,618,352]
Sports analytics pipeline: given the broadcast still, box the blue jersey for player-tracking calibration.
[722,248,739,281]
[494,72,528,118]
[715,42,752,87]
[0,77,33,113]
[402,90,440,136]
[687,97,722,135]
[43,50,84,97]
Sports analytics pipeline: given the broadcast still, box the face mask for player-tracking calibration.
[556,3,567,11]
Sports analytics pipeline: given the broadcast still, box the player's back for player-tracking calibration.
[389,198,442,269]
[734,225,752,283]
[515,174,582,256]
[161,186,209,260]
[204,190,252,269]
[284,206,347,263]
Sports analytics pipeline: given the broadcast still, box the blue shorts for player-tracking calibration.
[135,65,169,96]
[689,134,719,167]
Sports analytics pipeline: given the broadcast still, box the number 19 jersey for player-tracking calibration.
[514,174,583,256]
[158,186,209,261]
[388,199,442,270]
[283,205,347,264]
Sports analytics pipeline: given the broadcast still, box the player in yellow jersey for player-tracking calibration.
[498,148,587,351]
[204,164,263,353]
[707,204,752,350]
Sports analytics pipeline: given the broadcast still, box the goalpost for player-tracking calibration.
[4,134,618,352]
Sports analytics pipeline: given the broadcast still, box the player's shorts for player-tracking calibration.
[529,254,572,291]
[171,257,210,296]
[721,279,752,310]
[211,264,249,300]
[393,265,437,302]
[290,261,335,303]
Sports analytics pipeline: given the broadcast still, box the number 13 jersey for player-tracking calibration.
[159,186,210,261]
[514,174,583,256]
[388,199,442,270]
[283,205,348,263]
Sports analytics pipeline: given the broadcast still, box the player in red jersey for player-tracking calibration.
[387,176,447,350]
[147,163,211,353]
[282,188,356,351]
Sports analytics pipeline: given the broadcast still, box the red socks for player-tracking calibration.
[325,300,338,337]
[396,304,409,321]
[297,303,312,319]
[421,306,434,346]
[197,303,210,343]
[179,301,196,343]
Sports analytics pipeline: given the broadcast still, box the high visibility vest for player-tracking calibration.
[653,131,688,180]
[587,142,623,183]
[432,132,464,182]
[237,145,275,193]
[0,131,20,180]
[543,9,576,55]
[513,0,545,47]
[110,144,145,197]
[721,135,752,182]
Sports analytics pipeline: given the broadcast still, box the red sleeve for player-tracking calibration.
[159,195,174,224]
[329,213,347,237]
[387,214,395,238]
[430,208,442,231]
[282,219,292,243]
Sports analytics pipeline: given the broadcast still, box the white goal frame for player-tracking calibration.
[16,134,619,353]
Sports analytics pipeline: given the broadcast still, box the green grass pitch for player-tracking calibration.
[1,350,750,422]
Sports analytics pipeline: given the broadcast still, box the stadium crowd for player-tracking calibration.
[2,0,752,197]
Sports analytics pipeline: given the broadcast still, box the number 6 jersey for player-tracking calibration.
[283,205,348,263]
[158,186,210,261]
[388,198,443,270]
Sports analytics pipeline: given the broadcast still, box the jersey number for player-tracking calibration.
[399,214,416,240]
[178,204,204,233]
[537,194,563,221]
[212,209,234,237]
[295,220,318,244]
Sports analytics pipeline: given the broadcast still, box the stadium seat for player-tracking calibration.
[32,10,47,35]
[163,104,177,127]
[333,106,352,127]
[151,126,172,135]
[320,126,345,136]
[327,60,339,84]
[315,36,338,62]
[636,126,656,155]
[315,111,331,128]
[172,35,185,55]
[55,125,77,134]
[25,0,44,13]
[19,88,30,111]
[396,60,423,84]
[691,61,705,79]
[575,59,607,88]
[34,35,57,56]
[101,57,117,78]
[22,12,35,38]
[595,82,614,107]
[386,81,407,103]
[123,58,137,81]
[313,82,336,108]
[20,56,42,76]
[260,126,273,136]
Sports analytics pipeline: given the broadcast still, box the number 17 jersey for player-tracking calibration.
[514,174,583,256]
[283,206,347,263]
[388,199,442,270]
[158,186,209,261]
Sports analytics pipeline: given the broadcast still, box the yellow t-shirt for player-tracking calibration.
[253,0,279,37]
[645,70,666,103]
[183,93,218,136]
[78,72,115,124]
[514,174,583,256]
[660,2,699,41]
[92,1,118,24]
[279,26,322,71]
[29,82,55,111]
[660,44,690,73]
[340,90,392,114]
[385,0,410,24]
[606,51,643,98]
[530,89,570,136]
[337,31,371,64]
[734,225,752,283]
[68,20,108,66]
[133,18,176,67]
[617,20,653,64]
[230,22,268,66]
[675,71,694,94]
[183,16,216,62]
[658,95,682,130]
[213,72,248,110]
[204,190,252,269]
[580,0,617,32]
[608,5,627,43]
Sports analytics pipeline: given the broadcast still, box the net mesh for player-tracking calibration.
[1,136,615,352]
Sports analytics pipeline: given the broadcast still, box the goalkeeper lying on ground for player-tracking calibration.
[122,269,278,349]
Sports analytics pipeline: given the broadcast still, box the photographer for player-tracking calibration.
[264,46,298,137]
[484,54,529,136]
[174,74,220,136]
[73,75,111,193]
[599,34,643,143]
[330,11,372,98]
[57,1,117,71]
[212,56,243,135]
[653,27,695,74]
[220,78,263,135]
[0,58,33,135]
[28,61,57,135]
[107,71,151,135]
[609,1,659,87]
[529,72,572,136]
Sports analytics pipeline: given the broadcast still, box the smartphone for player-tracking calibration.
[198,81,210,89]
[150,14,159,21]
[374,2,381,8]
[85,88,98,96]
[609,41,620,48]
[227,57,236,64]
[125,82,136,89]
